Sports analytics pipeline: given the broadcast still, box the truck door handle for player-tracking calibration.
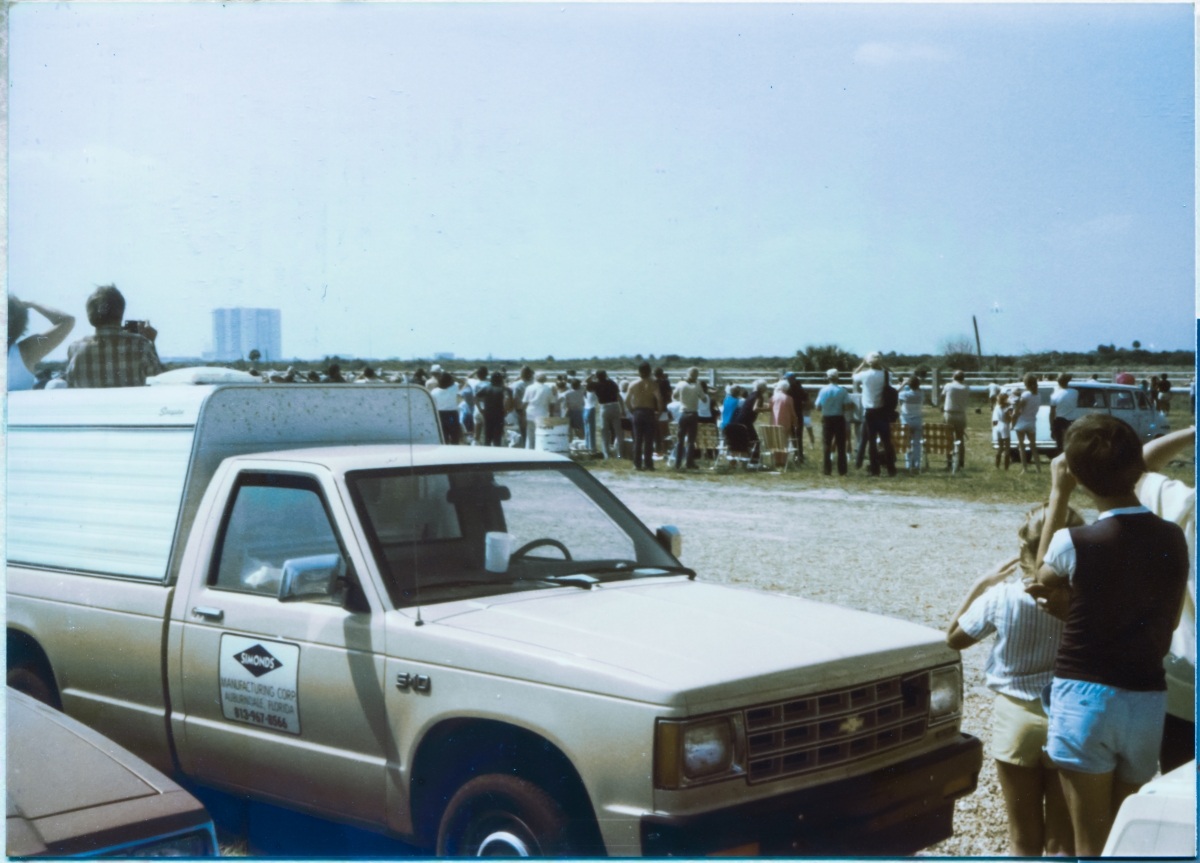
[191,606,225,622]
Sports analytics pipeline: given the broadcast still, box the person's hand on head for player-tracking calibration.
[1040,585,1072,621]
[1048,453,1076,496]
[1025,581,1072,621]
[1024,579,1051,601]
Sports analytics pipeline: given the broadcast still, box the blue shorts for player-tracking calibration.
[1042,678,1166,784]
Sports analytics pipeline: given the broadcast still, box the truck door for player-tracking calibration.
[175,470,391,827]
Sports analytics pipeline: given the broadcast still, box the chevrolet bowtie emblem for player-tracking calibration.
[838,715,865,735]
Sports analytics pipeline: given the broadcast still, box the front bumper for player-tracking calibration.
[640,733,982,856]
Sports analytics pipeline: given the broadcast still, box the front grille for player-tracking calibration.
[745,673,929,784]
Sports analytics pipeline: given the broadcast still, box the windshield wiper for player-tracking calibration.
[416,574,598,593]
[537,574,600,590]
[560,562,696,580]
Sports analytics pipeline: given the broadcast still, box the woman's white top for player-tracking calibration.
[697,394,712,418]
[7,342,36,391]
[584,390,599,409]
[1013,390,1040,429]
[431,384,459,412]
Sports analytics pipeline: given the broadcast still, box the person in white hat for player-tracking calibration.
[852,351,897,476]
[426,363,443,392]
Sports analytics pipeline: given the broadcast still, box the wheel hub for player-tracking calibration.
[476,830,532,857]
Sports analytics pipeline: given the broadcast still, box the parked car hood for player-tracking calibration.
[408,578,955,711]
[6,688,213,856]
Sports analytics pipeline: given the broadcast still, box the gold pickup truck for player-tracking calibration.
[7,384,981,856]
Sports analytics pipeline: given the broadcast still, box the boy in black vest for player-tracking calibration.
[1027,414,1188,855]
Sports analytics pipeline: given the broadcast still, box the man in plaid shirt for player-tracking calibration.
[65,285,164,388]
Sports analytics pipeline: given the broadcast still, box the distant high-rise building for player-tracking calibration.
[212,308,282,361]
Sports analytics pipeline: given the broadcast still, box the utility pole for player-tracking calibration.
[972,315,984,370]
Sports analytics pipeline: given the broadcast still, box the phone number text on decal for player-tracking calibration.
[234,707,291,730]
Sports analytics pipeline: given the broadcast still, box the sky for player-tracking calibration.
[7,2,1195,362]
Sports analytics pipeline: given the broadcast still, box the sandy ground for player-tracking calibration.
[595,468,1078,857]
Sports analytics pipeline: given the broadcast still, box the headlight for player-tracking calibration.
[930,665,962,723]
[655,716,745,789]
[683,719,734,778]
[117,828,217,857]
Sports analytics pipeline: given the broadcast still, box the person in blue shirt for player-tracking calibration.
[814,369,851,476]
[897,375,925,474]
[720,386,742,431]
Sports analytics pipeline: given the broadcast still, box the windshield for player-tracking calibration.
[346,463,682,607]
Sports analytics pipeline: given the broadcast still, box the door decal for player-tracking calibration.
[219,634,301,735]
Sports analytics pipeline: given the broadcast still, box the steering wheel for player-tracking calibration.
[510,538,573,562]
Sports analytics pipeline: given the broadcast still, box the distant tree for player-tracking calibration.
[248,349,261,363]
[546,355,555,362]
[940,335,979,372]
[790,344,859,373]
[1132,340,1141,350]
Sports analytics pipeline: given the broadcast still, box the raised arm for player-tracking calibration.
[1142,426,1195,473]
[16,300,76,368]
[1035,454,1076,572]
[946,557,1019,649]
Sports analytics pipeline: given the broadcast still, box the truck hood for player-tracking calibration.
[416,578,955,712]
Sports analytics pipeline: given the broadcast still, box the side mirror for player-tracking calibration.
[279,554,344,603]
[655,525,682,558]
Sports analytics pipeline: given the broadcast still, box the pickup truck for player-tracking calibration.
[7,384,982,856]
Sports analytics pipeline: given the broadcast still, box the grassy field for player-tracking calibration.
[581,402,1195,506]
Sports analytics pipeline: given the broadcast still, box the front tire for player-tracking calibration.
[436,774,572,857]
[7,663,59,709]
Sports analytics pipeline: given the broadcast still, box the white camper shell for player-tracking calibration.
[7,385,442,583]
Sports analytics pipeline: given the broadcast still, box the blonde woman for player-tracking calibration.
[947,502,1085,856]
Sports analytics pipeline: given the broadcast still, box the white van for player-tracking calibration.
[997,381,1171,454]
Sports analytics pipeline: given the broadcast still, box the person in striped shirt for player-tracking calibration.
[946,502,1085,857]
[65,285,163,388]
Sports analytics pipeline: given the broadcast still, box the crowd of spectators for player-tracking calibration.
[7,294,1194,478]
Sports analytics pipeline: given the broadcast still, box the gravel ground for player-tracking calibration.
[595,468,1088,857]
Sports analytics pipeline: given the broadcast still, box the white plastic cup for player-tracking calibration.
[485,532,516,573]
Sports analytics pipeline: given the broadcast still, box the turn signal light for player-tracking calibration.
[942,773,973,797]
